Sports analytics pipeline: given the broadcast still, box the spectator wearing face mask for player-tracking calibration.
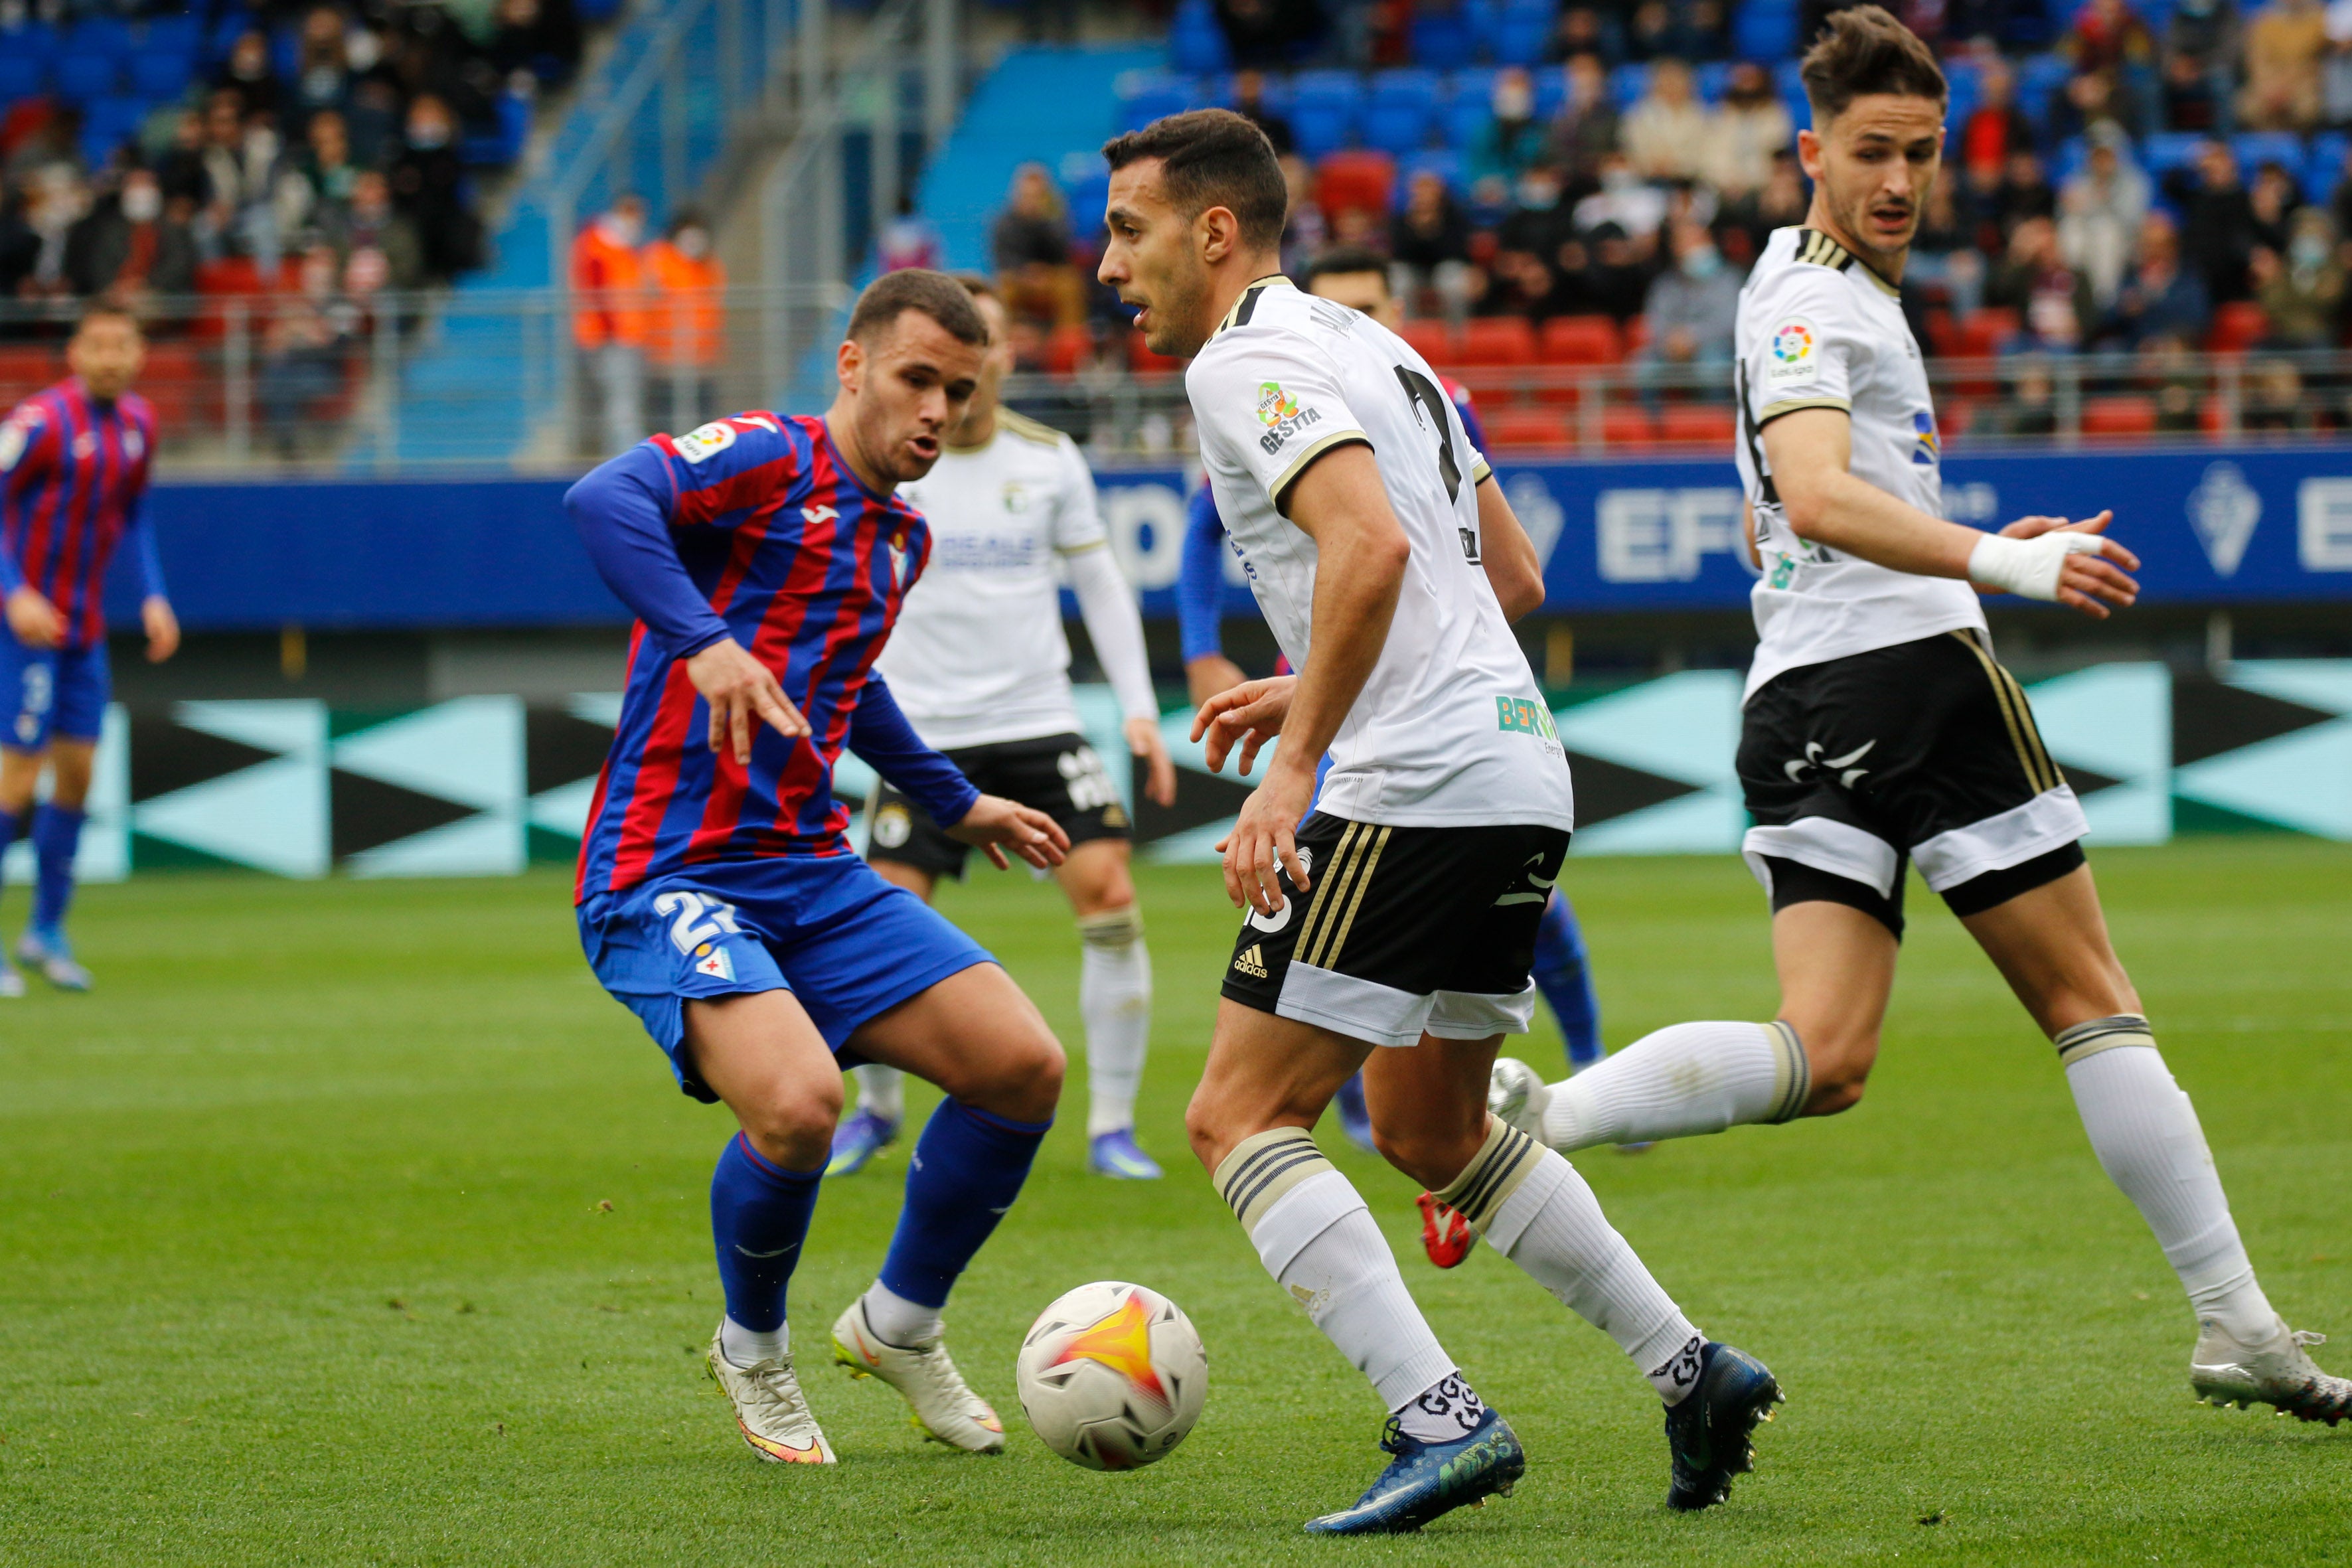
[64,169,198,311]
[2252,207,2346,345]
[1468,68,1551,201]
[392,94,481,282]
[319,169,423,294]
[1639,218,1739,395]
[572,194,650,455]
[1574,153,1668,247]
[645,210,727,430]
[1708,62,1792,198]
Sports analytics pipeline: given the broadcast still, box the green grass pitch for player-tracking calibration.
[2,839,2348,1565]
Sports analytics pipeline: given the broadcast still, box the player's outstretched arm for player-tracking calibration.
[1474,474,1545,621]
[945,794,1071,872]
[1763,407,2139,617]
[1215,443,1405,916]
[848,674,1064,870]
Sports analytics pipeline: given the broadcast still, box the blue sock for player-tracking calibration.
[1533,892,1605,1069]
[710,1131,823,1334]
[30,803,84,936]
[0,805,21,931]
[878,1099,1050,1312]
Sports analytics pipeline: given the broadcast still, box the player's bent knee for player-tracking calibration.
[736,1079,844,1169]
[1368,1121,1481,1191]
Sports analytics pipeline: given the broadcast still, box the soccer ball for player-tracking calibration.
[1016,1281,1207,1470]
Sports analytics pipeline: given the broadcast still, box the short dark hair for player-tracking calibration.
[1101,109,1289,252]
[75,302,141,337]
[846,268,989,349]
[1302,245,1392,291]
[1800,5,1946,124]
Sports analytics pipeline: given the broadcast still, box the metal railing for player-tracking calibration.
[8,295,2343,475]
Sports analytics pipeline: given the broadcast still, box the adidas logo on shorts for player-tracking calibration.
[1232,943,1268,979]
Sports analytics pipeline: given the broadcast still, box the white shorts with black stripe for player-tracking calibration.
[1221,813,1572,1048]
[1737,629,2090,933]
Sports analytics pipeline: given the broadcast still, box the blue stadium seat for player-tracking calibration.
[1443,68,1496,147]
[1411,10,1478,70]
[1492,15,1551,65]
[1210,71,1293,113]
[2144,130,2208,177]
[1943,58,1982,135]
[69,17,135,61]
[1290,70,1362,159]
[0,54,46,104]
[1170,0,1229,74]
[2015,50,2072,123]
[1117,72,1194,133]
[127,49,193,101]
[1365,68,1441,156]
[1695,60,1731,102]
[141,15,202,59]
[2308,132,2349,200]
[1399,147,1466,202]
[1733,0,1797,60]
[208,14,254,62]
[82,94,147,163]
[54,52,121,104]
[1531,64,1565,120]
[1610,61,1649,111]
[3,20,61,69]
[1461,0,1500,59]
[2233,131,2305,182]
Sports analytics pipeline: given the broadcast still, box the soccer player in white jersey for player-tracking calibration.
[1489,6,2349,1429]
[838,277,1180,1181]
[1097,109,1784,1535]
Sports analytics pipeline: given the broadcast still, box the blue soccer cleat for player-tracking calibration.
[1663,1341,1783,1512]
[1304,1407,1524,1535]
[17,928,90,992]
[1087,1127,1163,1179]
[1333,1071,1377,1153]
[824,1108,898,1177]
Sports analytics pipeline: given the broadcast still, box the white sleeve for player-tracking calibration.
[1191,327,1372,512]
[1065,544,1157,722]
[1048,435,1110,553]
[1743,270,1859,428]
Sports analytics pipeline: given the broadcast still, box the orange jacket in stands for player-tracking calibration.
[643,240,726,369]
[570,220,647,350]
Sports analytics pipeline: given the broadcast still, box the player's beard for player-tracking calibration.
[1827,179,1915,279]
[1144,258,1214,360]
[860,397,941,485]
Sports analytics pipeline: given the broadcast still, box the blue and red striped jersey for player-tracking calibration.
[0,378,163,650]
[570,412,978,901]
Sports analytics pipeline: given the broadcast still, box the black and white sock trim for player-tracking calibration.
[1765,1020,1811,1123]
[2054,1012,2156,1068]
[1212,1127,1334,1233]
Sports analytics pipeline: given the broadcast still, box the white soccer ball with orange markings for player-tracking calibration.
[1016,1281,1207,1470]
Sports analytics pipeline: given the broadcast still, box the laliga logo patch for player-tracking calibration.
[1765,319,1819,385]
[692,941,735,982]
[673,420,738,463]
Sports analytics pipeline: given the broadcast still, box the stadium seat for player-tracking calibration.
[83,96,149,163]
[1409,9,1477,70]
[2233,131,2304,185]
[1399,318,1455,366]
[2144,131,2208,179]
[1117,72,1192,134]
[1129,330,1182,374]
[1493,1,1553,65]
[1541,314,1623,364]
[69,17,135,62]
[2207,299,2270,353]
[1610,62,1650,112]
[2308,133,2349,202]
[54,51,121,103]
[1601,404,1659,448]
[141,15,202,59]
[2016,53,2073,125]
[2080,394,2157,438]
[1399,148,1466,200]
[1044,324,1091,376]
[1695,61,1732,104]
[1170,11,1229,74]
[1291,70,1364,160]
[1458,317,1537,366]
[0,345,61,399]
[127,48,193,100]
[1734,0,1797,60]
[1443,70,1497,148]
[1957,307,2019,357]
[0,54,45,102]
[197,257,266,295]
[1484,406,1573,449]
[1364,68,1441,157]
[1315,149,1394,218]
[1658,404,1736,447]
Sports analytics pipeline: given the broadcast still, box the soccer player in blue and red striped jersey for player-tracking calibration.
[567,269,1071,1469]
[0,305,180,997]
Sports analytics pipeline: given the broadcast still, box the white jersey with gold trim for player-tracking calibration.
[1733,226,1986,702]
[1186,275,1571,830]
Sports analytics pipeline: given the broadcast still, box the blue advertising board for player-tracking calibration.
[114,443,2352,631]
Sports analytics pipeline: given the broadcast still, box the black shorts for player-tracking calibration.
[1222,813,1571,1048]
[1738,629,2090,938]
[865,732,1129,879]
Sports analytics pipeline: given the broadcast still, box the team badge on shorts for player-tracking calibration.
[692,943,735,981]
[870,801,912,848]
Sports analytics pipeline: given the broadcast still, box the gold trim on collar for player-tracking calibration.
[1213,274,1294,339]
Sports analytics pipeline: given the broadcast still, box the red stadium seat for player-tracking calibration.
[1621,315,1649,358]
[0,345,61,398]
[1956,308,2018,358]
[1601,405,1658,449]
[1314,149,1394,220]
[2080,394,2157,438]
[1540,315,1622,365]
[1128,329,1181,374]
[2207,301,2269,354]
[1456,317,1535,366]
[1482,406,1573,449]
[196,257,266,295]
[1399,318,1454,366]
[1658,404,1736,448]
[1044,324,1091,376]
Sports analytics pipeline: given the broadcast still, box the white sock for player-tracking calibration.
[2058,1016,2276,1341]
[858,1279,943,1348]
[1542,1020,1809,1151]
[720,1316,788,1367]
[1078,907,1151,1138]
[854,1063,904,1125]
[1439,1121,1706,1405]
[1394,1372,1488,1442]
[1215,1129,1457,1411]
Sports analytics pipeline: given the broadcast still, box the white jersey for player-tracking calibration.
[1186,275,1573,830]
[882,410,1138,750]
[1734,226,1986,702]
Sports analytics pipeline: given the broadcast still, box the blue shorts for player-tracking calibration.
[578,853,995,1102]
[0,627,109,752]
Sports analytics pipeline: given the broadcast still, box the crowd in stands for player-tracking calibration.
[568,195,726,456]
[977,0,2352,439]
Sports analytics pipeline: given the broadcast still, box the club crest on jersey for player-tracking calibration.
[672,420,739,463]
[886,526,911,590]
[1255,380,1322,455]
[1765,319,1819,385]
[691,942,735,981]
[1001,481,1030,513]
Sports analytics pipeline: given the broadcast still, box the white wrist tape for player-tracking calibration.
[1968,530,2104,601]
